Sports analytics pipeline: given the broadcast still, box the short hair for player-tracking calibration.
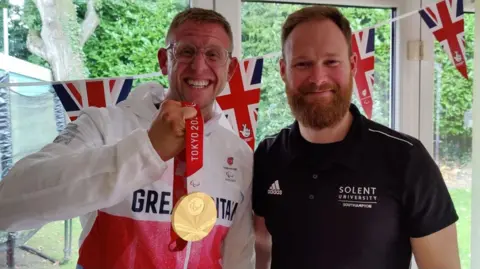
[281,5,352,56]
[166,8,234,51]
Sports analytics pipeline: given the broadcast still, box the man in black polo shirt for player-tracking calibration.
[253,5,461,269]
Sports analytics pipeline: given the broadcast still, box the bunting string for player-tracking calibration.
[0,0,468,151]
[0,0,467,89]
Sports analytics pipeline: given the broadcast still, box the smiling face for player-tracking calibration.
[158,20,237,118]
[280,19,357,130]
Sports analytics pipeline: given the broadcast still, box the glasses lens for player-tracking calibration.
[204,46,228,67]
[173,42,228,67]
[174,43,196,63]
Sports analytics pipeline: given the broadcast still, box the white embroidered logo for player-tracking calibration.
[267,180,282,195]
[337,185,377,209]
[240,124,251,138]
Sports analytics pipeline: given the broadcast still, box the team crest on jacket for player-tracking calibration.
[223,159,237,183]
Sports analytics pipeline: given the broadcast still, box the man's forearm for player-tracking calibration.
[255,242,271,269]
[411,224,461,269]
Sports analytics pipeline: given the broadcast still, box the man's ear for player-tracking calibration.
[158,48,168,75]
[227,57,239,82]
[350,53,358,77]
[279,57,287,84]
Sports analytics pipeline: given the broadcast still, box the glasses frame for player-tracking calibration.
[166,42,233,67]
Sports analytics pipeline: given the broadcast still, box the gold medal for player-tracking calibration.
[172,192,217,241]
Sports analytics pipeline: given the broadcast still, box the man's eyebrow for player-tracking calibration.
[324,52,340,57]
[291,52,340,60]
[290,56,309,62]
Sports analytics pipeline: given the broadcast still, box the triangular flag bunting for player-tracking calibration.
[216,57,263,150]
[352,28,375,119]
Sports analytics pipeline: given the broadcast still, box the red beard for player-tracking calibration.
[287,76,353,130]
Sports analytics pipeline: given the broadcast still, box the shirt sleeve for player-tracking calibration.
[0,109,167,232]
[221,152,255,269]
[403,142,459,238]
[252,140,267,217]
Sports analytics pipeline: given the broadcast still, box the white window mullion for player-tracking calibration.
[418,0,437,156]
[214,0,242,58]
[396,0,422,140]
[190,0,214,10]
[471,1,480,268]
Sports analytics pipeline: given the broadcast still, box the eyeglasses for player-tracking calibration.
[166,42,232,67]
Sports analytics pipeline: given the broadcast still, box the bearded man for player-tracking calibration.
[252,5,460,269]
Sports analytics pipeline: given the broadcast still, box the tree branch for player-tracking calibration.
[80,0,100,47]
[26,30,48,61]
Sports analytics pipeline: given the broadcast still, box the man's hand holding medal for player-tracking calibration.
[147,99,197,162]
[148,100,217,250]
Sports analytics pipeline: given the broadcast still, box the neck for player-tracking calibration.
[298,112,353,144]
[201,106,214,122]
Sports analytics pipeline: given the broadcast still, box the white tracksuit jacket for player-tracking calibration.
[0,82,255,269]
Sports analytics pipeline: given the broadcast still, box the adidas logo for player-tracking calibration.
[268,180,282,195]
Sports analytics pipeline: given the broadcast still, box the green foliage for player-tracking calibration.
[242,3,392,143]
[434,14,474,138]
[433,14,474,165]
[82,0,187,87]
[22,0,41,32]
[9,0,53,68]
[21,0,46,69]
[1,1,45,65]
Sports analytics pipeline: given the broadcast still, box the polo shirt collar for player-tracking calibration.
[287,104,367,170]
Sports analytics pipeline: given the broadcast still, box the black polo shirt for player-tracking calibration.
[252,104,458,269]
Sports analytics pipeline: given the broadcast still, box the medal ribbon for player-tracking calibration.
[169,102,204,252]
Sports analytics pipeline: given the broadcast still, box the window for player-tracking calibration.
[432,12,475,269]
[242,1,394,143]
[0,1,187,268]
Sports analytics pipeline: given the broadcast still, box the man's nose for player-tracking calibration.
[190,52,209,72]
[308,64,329,85]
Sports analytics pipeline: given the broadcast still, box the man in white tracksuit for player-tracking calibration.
[0,8,255,269]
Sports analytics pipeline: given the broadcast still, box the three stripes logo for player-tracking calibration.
[268,180,282,195]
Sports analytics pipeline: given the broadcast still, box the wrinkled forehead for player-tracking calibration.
[169,21,231,50]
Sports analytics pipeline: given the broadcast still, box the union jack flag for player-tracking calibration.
[52,78,133,121]
[351,28,375,119]
[420,0,467,79]
[216,58,263,150]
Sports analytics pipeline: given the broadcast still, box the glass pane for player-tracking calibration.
[0,1,188,268]
[242,2,393,143]
[10,86,58,164]
[433,12,474,269]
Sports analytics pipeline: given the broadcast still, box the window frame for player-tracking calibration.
[471,2,479,269]
[197,0,423,142]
